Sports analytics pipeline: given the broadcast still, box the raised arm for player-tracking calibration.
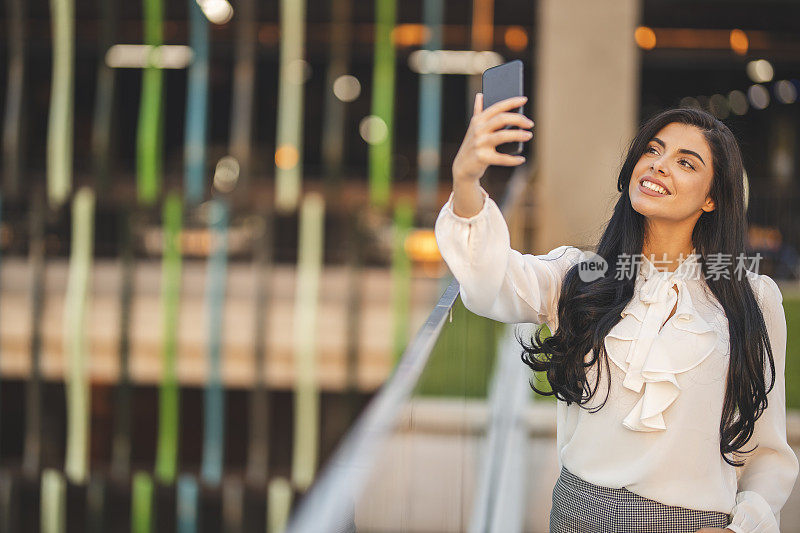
[439,92,582,328]
[435,186,583,328]
[726,274,800,533]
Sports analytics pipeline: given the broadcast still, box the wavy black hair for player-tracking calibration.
[517,107,774,467]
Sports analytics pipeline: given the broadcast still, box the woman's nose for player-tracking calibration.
[651,158,668,175]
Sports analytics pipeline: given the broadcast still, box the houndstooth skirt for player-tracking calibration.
[550,465,732,532]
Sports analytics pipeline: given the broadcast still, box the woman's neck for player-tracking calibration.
[641,237,696,273]
[641,217,697,273]
[641,245,696,273]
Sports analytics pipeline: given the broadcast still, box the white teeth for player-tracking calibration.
[642,180,668,194]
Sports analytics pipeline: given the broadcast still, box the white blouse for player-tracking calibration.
[434,186,799,533]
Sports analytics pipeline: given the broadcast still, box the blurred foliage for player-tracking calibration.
[414,296,800,411]
[415,298,503,398]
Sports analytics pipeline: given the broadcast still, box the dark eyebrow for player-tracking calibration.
[651,137,706,166]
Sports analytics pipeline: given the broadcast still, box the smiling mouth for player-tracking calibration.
[639,178,670,195]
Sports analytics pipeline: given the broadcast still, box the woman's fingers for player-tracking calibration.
[479,148,526,166]
[486,129,533,146]
[479,95,527,120]
[483,112,534,133]
[473,92,483,117]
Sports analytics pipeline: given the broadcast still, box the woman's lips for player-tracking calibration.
[638,182,670,197]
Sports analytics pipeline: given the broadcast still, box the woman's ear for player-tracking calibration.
[701,196,715,213]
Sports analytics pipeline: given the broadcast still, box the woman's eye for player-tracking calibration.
[645,146,695,170]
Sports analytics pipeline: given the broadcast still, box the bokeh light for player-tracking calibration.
[286,59,312,84]
[504,26,528,51]
[709,94,730,119]
[774,80,798,104]
[747,84,770,110]
[729,29,748,55]
[408,50,504,75]
[391,24,431,47]
[213,156,240,193]
[275,144,300,169]
[333,74,361,102]
[197,0,234,25]
[359,116,389,145]
[404,229,441,263]
[634,26,656,50]
[747,59,774,83]
[679,96,701,109]
[728,90,749,115]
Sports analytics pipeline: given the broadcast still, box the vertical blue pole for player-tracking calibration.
[184,0,209,206]
[176,475,199,533]
[417,0,444,218]
[201,198,229,485]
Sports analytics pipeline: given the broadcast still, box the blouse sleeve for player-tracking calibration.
[727,274,800,533]
[433,186,584,328]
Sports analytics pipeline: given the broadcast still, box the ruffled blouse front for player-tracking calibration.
[434,186,799,533]
[605,249,720,432]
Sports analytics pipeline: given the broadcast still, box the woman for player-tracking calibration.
[434,94,799,532]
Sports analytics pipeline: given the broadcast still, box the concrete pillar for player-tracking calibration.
[532,0,641,252]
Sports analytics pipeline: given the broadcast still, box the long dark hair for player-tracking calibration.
[518,107,774,467]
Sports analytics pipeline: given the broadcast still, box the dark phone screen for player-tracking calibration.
[481,60,525,155]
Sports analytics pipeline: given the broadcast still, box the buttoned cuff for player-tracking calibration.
[726,490,779,533]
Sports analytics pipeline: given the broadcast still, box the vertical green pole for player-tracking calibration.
[40,469,65,533]
[201,197,229,485]
[47,0,74,208]
[274,0,307,212]
[131,472,154,533]
[184,0,209,206]
[369,0,397,211]
[417,0,445,220]
[267,478,292,533]
[137,0,164,205]
[155,193,182,483]
[2,0,25,198]
[391,199,413,361]
[291,193,324,491]
[64,187,95,484]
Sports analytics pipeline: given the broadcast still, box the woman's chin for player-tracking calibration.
[630,198,664,218]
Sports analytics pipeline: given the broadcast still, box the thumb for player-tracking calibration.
[473,93,483,117]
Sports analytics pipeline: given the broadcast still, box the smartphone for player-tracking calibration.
[481,59,526,155]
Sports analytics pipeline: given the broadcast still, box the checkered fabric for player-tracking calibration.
[550,465,732,532]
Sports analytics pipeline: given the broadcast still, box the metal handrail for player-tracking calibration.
[285,280,461,532]
[285,165,532,532]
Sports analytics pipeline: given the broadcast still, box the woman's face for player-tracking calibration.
[629,122,716,222]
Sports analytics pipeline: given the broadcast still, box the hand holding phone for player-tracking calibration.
[452,83,534,184]
[481,59,528,155]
